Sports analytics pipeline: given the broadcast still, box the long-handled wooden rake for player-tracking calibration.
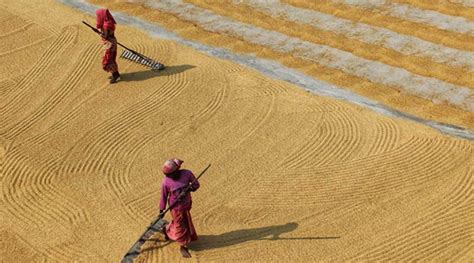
[82,21,165,71]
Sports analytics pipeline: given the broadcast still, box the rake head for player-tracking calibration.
[120,50,165,71]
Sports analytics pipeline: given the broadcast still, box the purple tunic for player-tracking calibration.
[159,169,199,211]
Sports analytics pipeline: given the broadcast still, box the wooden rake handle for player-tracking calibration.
[81,21,147,58]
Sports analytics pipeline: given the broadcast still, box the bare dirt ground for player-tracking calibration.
[1,0,472,262]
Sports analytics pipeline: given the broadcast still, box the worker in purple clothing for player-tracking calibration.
[158,158,199,258]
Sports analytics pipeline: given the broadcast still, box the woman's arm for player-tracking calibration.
[159,182,168,211]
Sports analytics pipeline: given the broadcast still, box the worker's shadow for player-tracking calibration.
[189,222,340,251]
[120,64,195,82]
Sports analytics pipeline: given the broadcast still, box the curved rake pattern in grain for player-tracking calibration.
[94,42,178,173]
[278,106,362,170]
[80,69,188,174]
[313,109,363,166]
[247,74,289,97]
[2,151,88,227]
[18,42,155,148]
[366,117,401,156]
[0,26,77,124]
[123,190,157,221]
[276,111,327,168]
[218,59,245,73]
[113,55,232,220]
[315,138,467,204]
[3,44,99,140]
[49,64,189,214]
[355,164,472,261]
[247,136,465,208]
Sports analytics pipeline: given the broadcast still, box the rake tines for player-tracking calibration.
[120,49,165,71]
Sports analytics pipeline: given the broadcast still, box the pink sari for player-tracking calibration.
[166,209,198,246]
[102,41,118,73]
[96,9,118,73]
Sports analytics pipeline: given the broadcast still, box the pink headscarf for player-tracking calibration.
[96,9,116,31]
[162,158,184,174]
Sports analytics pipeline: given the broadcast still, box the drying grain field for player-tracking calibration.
[1,0,473,262]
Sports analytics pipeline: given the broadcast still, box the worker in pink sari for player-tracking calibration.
[158,158,199,258]
[96,9,120,83]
